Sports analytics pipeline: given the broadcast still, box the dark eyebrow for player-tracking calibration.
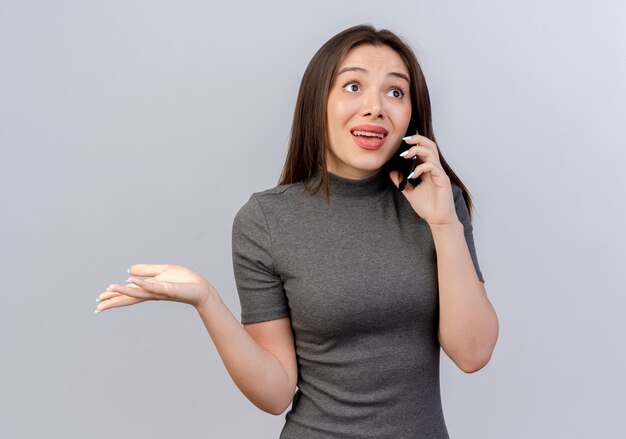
[336,66,410,84]
[388,71,410,83]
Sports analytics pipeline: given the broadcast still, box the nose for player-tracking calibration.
[361,90,384,120]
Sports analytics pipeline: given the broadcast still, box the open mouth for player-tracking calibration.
[350,129,386,139]
[349,126,389,150]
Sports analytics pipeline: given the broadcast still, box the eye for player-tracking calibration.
[342,82,360,93]
[387,88,405,99]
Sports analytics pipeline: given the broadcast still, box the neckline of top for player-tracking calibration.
[324,170,392,200]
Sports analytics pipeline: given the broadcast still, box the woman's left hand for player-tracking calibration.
[388,134,458,226]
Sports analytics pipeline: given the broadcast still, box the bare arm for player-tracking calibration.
[96,264,297,414]
[430,222,499,373]
[195,290,297,414]
[390,133,499,373]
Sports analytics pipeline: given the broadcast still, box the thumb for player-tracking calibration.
[389,170,402,188]
[388,170,415,194]
[129,264,169,277]
[130,277,169,296]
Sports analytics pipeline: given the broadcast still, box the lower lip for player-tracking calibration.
[352,134,387,150]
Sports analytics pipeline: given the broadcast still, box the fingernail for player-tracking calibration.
[94,309,101,314]
[407,171,415,180]
[126,268,130,274]
[95,298,102,303]
[402,135,412,141]
[399,150,409,157]
[125,278,133,283]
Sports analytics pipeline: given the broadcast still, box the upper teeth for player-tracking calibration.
[352,130,384,139]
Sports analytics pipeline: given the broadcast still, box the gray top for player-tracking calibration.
[232,171,483,439]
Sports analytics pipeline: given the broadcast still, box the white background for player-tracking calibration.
[1,1,624,437]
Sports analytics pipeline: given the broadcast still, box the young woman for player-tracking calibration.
[96,25,499,438]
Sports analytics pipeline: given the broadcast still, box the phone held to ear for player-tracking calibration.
[386,141,421,191]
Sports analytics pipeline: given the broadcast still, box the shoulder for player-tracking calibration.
[233,182,308,228]
[450,183,473,228]
[451,183,463,199]
[450,183,468,210]
[251,182,306,204]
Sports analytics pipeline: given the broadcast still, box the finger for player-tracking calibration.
[408,162,447,181]
[400,146,439,164]
[96,290,123,302]
[402,134,438,154]
[96,284,140,301]
[95,294,146,313]
[129,264,170,277]
[106,282,158,300]
[388,170,403,188]
[128,277,173,298]
[391,169,417,194]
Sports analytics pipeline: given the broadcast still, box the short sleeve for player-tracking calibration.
[232,195,290,324]
[452,185,485,283]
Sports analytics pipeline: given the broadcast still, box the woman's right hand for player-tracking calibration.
[95,264,214,313]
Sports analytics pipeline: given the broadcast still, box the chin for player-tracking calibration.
[361,153,394,170]
[351,159,389,176]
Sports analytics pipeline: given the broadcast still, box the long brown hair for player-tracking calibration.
[279,24,475,219]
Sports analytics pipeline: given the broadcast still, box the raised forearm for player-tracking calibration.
[194,289,295,414]
[430,221,499,373]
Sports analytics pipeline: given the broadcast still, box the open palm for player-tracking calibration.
[95,264,212,312]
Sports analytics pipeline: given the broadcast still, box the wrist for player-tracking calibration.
[195,282,218,311]
[428,220,463,235]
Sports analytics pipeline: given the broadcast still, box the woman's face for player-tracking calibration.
[326,44,412,180]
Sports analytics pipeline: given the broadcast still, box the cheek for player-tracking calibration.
[327,105,354,140]
[391,104,412,127]
[331,100,355,123]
